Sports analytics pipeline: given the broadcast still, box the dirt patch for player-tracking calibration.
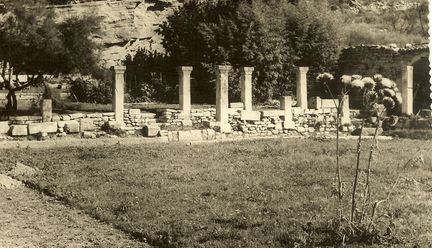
[0,188,149,247]
[0,174,23,189]
[7,162,39,178]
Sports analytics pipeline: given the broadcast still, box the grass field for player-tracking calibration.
[1,138,431,247]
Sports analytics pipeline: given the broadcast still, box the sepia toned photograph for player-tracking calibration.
[0,0,430,247]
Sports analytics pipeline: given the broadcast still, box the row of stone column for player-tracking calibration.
[110,65,414,126]
[110,65,309,125]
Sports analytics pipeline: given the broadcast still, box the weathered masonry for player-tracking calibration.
[337,44,430,115]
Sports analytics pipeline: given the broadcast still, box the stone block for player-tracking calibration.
[214,123,232,133]
[181,120,193,126]
[141,112,157,118]
[64,120,80,133]
[52,114,61,122]
[128,109,141,115]
[261,110,284,117]
[28,122,58,134]
[69,113,84,119]
[240,110,261,121]
[230,102,244,109]
[80,118,96,131]
[82,131,96,139]
[61,115,71,121]
[86,113,103,118]
[102,112,115,117]
[0,121,9,134]
[10,125,28,136]
[275,123,283,130]
[178,130,203,141]
[143,125,160,137]
[206,129,216,139]
[203,120,217,128]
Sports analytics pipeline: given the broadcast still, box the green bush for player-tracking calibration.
[69,77,112,104]
[124,48,177,103]
[157,0,344,103]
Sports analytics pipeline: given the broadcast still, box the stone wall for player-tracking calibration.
[337,44,429,88]
[0,106,357,139]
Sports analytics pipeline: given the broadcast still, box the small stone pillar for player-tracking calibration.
[401,65,413,115]
[296,67,309,110]
[240,67,254,111]
[177,66,193,126]
[41,99,52,122]
[280,96,295,129]
[340,95,351,125]
[216,65,232,133]
[111,66,126,124]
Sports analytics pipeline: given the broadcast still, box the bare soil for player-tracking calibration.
[0,187,149,248]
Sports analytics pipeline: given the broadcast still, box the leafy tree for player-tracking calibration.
[157,0,344,103]
[0,0,102,114]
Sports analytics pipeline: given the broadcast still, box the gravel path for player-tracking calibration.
[0,186,149,248]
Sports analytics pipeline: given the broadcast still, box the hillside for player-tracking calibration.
[47,0,427,67]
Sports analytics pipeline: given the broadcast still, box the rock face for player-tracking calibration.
[51,0,181,67]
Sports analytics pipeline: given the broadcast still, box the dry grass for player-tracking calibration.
[0,138,431,247]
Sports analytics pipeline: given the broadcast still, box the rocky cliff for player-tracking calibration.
[51,0,181,67]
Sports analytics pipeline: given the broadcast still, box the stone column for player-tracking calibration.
[401,65,413,115]
[111,66,126,124]
[41,99,52,122]
[280,96,295,129]
[216,65,232,133]
[177,66,193,126]
[296,67,309,110]
[340,95,351,125]
[240,67,254,111]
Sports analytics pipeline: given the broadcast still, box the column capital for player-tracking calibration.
[405,65,414,72]
[111,65,126,73]
[297,66,309,72]
[177,66,193,73]
[241,67,254,74]
[216,65,232,73]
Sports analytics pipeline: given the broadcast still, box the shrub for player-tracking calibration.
[123,48,177,103]
[68,77,112,104]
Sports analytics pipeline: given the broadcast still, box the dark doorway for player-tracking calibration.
[412,56,431,113]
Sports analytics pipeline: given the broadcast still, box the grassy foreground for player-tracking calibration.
[1,138,431,247]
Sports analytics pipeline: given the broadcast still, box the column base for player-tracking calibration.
[283,121,296,130]
[341,117,351,126]
[181,119,193,126]
[215,122,232,133]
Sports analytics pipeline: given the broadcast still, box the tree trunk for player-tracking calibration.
[6,90,17,115]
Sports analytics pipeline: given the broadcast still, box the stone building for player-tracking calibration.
[337,44,430,113]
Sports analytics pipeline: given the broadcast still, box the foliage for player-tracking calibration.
[342,23,426,46]
[68,77,112,104]
[123,48,177,103]
[0,0,102,113]
[157,0,344,103]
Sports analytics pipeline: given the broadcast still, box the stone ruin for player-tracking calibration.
[0,57,422,140]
